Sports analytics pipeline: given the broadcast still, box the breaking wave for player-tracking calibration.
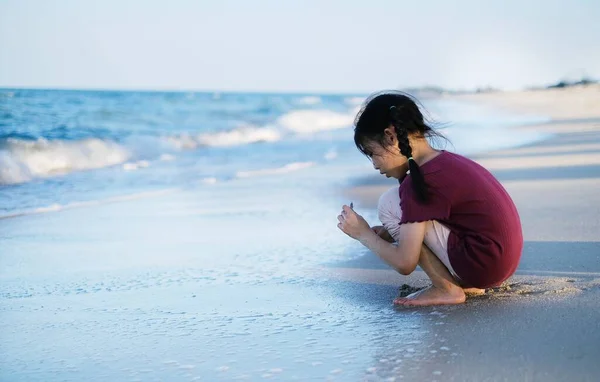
[277,110,353,134]
[165,125,281,149]
[1,107,355,185]
[235,162,316,178]
[0,138,131,185]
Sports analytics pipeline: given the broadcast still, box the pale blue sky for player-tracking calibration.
[1,0,598,93]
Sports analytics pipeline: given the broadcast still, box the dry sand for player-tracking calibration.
[452,83,600,120]
[330,84,600,380]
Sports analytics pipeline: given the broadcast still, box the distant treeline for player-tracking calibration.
[546,77,598,89]
[400,77,598,96]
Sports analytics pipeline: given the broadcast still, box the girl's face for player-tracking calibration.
[364,139,409,180]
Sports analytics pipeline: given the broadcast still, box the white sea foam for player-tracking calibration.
[235,162,315,178]
[0,189,178,219]
[0,138,131,185]
[122,160,150,171]
[164,134,198,150]
[277,110,352,134]
[298,96,322,105]
[166,125,281,149]
[34,203,63,213]
[0,107,355,186]
[159,154,176,161]
[324,149,338,160]
[345,96,366,106]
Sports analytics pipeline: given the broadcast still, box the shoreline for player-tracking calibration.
[2,85,599,381]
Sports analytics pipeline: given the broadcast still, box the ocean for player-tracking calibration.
[0,89,550,380]
[0,89,548,218]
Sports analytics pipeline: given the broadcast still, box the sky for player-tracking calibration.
[1,0,599,93]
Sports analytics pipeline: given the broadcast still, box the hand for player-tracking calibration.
[337,205,371,240]
[371,225,394,243]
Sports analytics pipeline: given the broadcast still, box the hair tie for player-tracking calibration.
[389,106,396,111]
[408,157,414,162]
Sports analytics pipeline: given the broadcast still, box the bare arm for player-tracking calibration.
[337,205,426,275]
[371,225,394,243]
[357,222,426,275]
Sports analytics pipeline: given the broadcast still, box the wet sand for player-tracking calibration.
[338,85,600,380]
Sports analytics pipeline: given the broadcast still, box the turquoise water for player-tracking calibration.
[0,89,549,217]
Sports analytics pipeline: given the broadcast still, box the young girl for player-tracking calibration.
[337,91,523,306]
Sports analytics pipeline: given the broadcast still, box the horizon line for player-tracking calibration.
[0,85,510,96]
[1,78,595,95]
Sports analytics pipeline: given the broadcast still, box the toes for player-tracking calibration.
[393,286,466,307]
[394,288,426,305]
[401,299,427,307]
[393,297,408,305]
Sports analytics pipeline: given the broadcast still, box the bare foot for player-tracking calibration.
[393,285,466,306]
[463,287,486,296]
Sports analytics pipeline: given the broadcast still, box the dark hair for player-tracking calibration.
[353,91,446,203]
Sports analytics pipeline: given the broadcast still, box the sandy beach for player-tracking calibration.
[3,0,599,380]
[1,85,599,381]
[340,84,600,380]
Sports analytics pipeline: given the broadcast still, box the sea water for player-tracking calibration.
[0,89,548,217]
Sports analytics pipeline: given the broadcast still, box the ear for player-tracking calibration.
[384,125,397,144]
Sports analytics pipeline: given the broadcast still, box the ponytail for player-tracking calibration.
[390,106,428,202]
